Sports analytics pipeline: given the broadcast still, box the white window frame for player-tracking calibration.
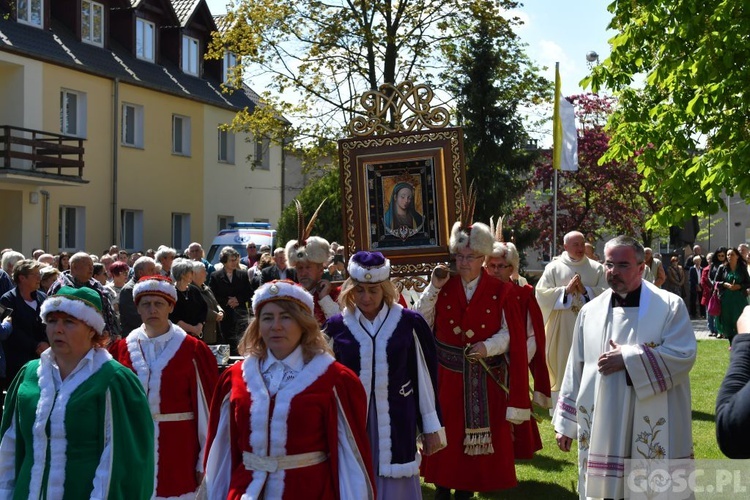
[223,50,238,85]
[218,216,234,231]
[218,128,235,164]
[172,213,191,250]
[135,18,155,62]
[121,103,144,148]
[59,206,85,251]
[254,136,270,170]
[60,89,87,138]
[81,0,104,46]
[17,0,43,28]
[172,114,191,156]
[182,35,200,76]
[120,209,144,251]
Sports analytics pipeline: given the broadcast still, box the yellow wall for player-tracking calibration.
[117,82,204,251]
[201,106,283,246]
[1,54,284,256]
[41,65,114,253]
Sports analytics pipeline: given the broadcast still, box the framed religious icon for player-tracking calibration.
[338,127,466,274]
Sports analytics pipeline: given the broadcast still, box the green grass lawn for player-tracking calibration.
[420,339,730,499]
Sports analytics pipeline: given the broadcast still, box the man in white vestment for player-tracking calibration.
[552,236,696,500]
[535,231,607,408]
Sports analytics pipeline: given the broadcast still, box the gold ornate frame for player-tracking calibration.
[339,127,465,278]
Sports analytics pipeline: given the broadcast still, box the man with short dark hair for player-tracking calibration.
[118,256,157,336]
[239,241,260,268]
[553,236,696,499]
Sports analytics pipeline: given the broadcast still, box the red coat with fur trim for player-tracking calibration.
[110,326,218,499]
[203,353,375,499]
[420,271,529,492]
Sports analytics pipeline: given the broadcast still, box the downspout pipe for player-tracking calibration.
[111,78,119,246]
[40,189,50,251]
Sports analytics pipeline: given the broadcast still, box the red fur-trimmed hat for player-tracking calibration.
[134,275,177,306]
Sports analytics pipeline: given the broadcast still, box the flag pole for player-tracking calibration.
[553,167,558,258]
[552,62,560,258]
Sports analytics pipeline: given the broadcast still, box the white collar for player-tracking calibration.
[46,347,97,385]
[261,344,305,373]
[137,323,176,344]
[354,302,388,326]
[462,274,481,290]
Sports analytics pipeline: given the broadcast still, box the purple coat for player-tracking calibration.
[326,304,441,477]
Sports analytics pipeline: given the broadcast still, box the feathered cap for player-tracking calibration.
[449,181,494,256]
[488,216,520,268]
[252,279,314,316]
[347,251,391,283]
[134,275,178,306]
[41,286,106,334]
[285,199,330,267]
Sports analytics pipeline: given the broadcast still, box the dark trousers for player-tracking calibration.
[689,288,705,317]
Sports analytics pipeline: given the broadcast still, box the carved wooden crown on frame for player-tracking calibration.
[347,81,452,137]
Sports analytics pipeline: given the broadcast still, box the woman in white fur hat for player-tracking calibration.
[0,286,154,499]
[327,251,445,499]
[204,280,375,499]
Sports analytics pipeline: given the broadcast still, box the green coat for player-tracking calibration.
[0,349,154,499]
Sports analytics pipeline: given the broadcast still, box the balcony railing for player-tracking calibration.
[0,125,85,178]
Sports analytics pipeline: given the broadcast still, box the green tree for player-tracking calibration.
[513,94,665,250]
[209,0,529,158]
[276,168,342,245]
[442,0,549,224]
[587,0,750,227]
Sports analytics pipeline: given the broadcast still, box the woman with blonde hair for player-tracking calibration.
[204,280,374,499]
[328,251,445,499]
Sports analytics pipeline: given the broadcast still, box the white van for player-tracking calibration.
[205,222,277,264]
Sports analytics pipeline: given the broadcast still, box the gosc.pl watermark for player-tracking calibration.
[625,459,750,499]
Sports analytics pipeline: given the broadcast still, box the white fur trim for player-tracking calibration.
[533,391,552,409]
[127,324,187,497]
[342,305,419,477]
[506,406,531,425]
[31,349,111,499]
[133,279,177,304]
[252,280,314,315]
[41,295,106,334]
[285,236,330,267]
[242,352,336,499]
[449,221,494,256]
[243,356,270,499]
[347,258,391,283]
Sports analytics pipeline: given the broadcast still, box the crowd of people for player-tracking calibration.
[0,215,746,499]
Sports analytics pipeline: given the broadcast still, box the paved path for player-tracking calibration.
[691,317,713,340]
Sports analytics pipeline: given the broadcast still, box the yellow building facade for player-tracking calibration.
[0,0,286,256]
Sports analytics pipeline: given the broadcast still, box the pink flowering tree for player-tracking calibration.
[512,93,663,251]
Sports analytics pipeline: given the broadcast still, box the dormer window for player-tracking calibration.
[17,0,43,28]
[223,51,238,85]
[81,0,104,46]
[136,18,155,62]
[182,36,200,76]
